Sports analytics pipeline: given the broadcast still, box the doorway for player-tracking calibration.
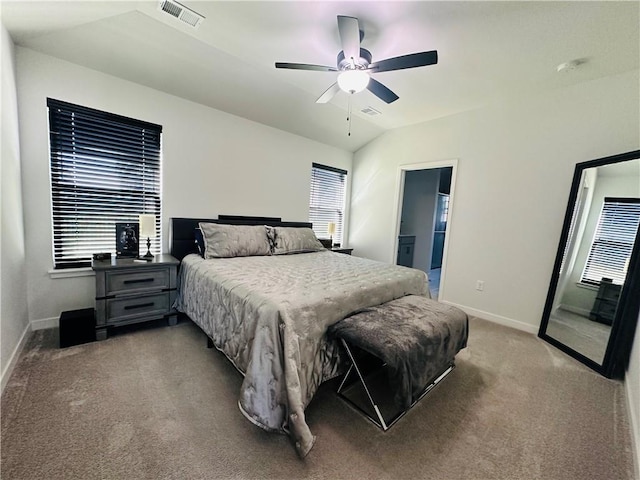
[395,161,457,300]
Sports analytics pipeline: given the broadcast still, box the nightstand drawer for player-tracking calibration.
[594,302,618,319]
[105,268,170,296]
[104,292,171,324]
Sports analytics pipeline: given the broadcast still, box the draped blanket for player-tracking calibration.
[329,295,469,408]
[175,251,428,457]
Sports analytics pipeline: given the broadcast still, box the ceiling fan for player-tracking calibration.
[275,15,438,104]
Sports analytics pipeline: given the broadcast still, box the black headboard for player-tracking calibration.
[170,216,313,261]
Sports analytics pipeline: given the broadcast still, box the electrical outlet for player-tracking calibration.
[476,280,485,291]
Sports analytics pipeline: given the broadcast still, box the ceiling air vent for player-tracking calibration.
[361,106,381,116]
[158,0,204,29]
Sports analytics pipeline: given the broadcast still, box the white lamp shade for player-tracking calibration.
[337,70,370,93]
[327,222,336,235]
[139,214,156,238]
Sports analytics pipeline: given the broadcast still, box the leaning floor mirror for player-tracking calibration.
[538,150,640,378]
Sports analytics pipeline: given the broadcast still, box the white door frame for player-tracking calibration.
[392,159,459,300]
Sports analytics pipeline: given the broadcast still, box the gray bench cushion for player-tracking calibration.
[329,295,468,408]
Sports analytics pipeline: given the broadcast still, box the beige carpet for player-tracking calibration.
[1,317,635,480]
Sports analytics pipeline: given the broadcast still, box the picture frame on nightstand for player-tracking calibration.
[115,222,139,258]
[319,238,333,249]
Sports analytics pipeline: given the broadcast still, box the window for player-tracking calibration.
[581,197,640,286]
[48,98,162,269]
[309,163,347,245]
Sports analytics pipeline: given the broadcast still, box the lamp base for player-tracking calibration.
[142,237,154,259]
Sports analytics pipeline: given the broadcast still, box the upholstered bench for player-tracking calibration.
[329,295,468,430]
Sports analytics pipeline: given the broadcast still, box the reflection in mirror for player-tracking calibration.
[540,152,640,374]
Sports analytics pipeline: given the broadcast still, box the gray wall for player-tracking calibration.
[350,70,639,333]
[1,25,29,389]
[14,46,352,329]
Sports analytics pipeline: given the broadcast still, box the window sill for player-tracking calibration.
[48,267,95,279]
[575,282,598,291]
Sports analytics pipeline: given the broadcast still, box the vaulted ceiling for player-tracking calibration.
[2,1,638,151]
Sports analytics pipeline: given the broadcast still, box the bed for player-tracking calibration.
[171,217,429,457]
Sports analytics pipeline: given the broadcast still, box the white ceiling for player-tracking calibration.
[2,1,639,152]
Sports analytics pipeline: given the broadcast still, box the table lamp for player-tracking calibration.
[327,222,336,247]
[139,214,156,259]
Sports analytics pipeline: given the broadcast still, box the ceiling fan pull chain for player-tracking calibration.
[347,94,352,137]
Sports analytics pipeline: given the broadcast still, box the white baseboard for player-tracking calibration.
[625,370,640,480]
[1,323,32,394]
[441,301,539,334]
[31,316,59,330]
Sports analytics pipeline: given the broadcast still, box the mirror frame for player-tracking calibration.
[538,150,640,378]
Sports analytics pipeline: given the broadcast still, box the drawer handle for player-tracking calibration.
[124,302,155,310]
[123,278,155,285]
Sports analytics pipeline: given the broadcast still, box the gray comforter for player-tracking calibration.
[175,250,428,457]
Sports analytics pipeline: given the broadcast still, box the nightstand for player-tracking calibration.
[92,254,179,340]
[589,278,621,326]
[331,247,354,255]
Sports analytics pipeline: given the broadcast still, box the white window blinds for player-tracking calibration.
[48,98,162,269]
[309,163,347,245]
[581,197,640,285]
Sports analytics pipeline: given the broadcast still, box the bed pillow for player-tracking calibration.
[267,226,325,255]
[199,223,271,258]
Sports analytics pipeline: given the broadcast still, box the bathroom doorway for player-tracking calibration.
[395,161,457,300]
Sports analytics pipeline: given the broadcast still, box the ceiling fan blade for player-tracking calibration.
[275,62,338,72]
[337,15,360,63]
[316,82,341,104]
[367,78,399,104]
[368,50,438,73]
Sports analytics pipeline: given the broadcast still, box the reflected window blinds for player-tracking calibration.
[581,197,640,285]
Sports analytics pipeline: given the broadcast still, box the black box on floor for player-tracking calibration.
[59,308,96,348]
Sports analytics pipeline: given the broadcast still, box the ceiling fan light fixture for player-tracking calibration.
[276,15,438,104]
[337,70,370,94]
